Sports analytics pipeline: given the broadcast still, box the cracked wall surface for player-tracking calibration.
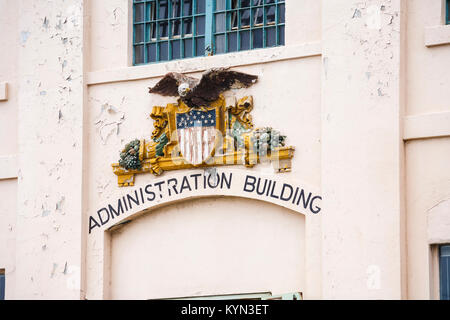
[14,0,85,299]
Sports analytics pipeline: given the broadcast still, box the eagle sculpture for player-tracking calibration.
[148,68,258,108]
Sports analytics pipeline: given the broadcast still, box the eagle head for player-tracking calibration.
[178,83,191,97]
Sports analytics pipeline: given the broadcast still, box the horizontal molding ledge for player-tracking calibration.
[425,25,450,47]
[404,111,450,141]
[0,154,18,180]
[87,41,321,86]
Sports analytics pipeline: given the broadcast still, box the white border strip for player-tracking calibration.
[404,111,450,140]
[0,154,18,180]
[86,41,322,86]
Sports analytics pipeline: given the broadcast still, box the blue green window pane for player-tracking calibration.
[134,44,145,64]
[196,16,206,35]
[135,3,145,22]
[197,0,206,14]
[265,5,276,24]
[215,13,226,32]
[183,18,193,35]
[253,7,264,26]
[147,43,157,62]
[229,11,238,28]
[184,0,193,15]
[278,25,285,45]
[171,40,181,59]
[215,34,226,53]
[240,30,250,50]
[266,27,276,47]
[159,1,169,19]
[228,32,238,52]
[159,21,168,37]
[159,41,169,60]
[196,37,205,56]
[147,23,157,41]
[184,38,193,57]
[135,24,145,42]
[171,0,182,17]
[240,9,251,27]
[172,20,182,36]
[240,0,251,8]
[252,28,263,48]
[216,0,227,11]
[278,3,285,23]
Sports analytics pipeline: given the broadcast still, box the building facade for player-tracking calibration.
[0,0,449,300]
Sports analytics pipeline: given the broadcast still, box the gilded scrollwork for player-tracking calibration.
[112,95,295,187]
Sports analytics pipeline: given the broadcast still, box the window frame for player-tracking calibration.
[0,269,5,300]
[439,244,450,300]
[446,0,450,25]
[132,0,286,65]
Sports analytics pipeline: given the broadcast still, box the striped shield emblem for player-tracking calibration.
[176,109,217,165]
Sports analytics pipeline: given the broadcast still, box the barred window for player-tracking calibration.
[446,0,450,25]
[0,269,4,300]
[440,245,450,300]
[133,0,285,65]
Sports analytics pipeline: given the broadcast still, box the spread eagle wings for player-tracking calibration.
[148,68,258,108]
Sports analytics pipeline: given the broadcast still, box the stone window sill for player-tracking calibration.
[425,24,450,47]
[87,41,321,86]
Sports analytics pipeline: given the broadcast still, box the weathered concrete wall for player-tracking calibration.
[405,0,450,300]
[0,0,20,300]
[14,0,85,299]
[321,0,406,299]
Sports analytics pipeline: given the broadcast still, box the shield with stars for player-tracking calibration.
[175,108,218,165]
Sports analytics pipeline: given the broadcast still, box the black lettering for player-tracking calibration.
[292,187,299,204]
[122,196,128,211]
[97,208,110,225]
[154,181,165,198]
[310,195,322,214]
[220,172,232,189]
[88,216,101,234]
[139,187,145,203]
[243,175,257,192]
[266,180,272,196]
[256,178,268,195]
[180,176,192,193]
[127,190,140,209]
[154,181,165,192]
[167,178,179,196]
[270,181,279,199]
[190,173,201,189]
[108,199,124,219]
[144,184,156,201]
[280,183,294,201]
[207,173,220,188]
[297,189,312,209]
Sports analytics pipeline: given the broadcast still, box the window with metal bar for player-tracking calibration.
[0,269,5,300]
[446,0,450,25]
[133,0,285,65]
[440,245,450,300]
[213,0,285,55]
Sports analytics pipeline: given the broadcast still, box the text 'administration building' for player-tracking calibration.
[0,0,450,300]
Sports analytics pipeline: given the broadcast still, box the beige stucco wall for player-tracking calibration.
[110,197,305,299]
[0,0,449,300]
